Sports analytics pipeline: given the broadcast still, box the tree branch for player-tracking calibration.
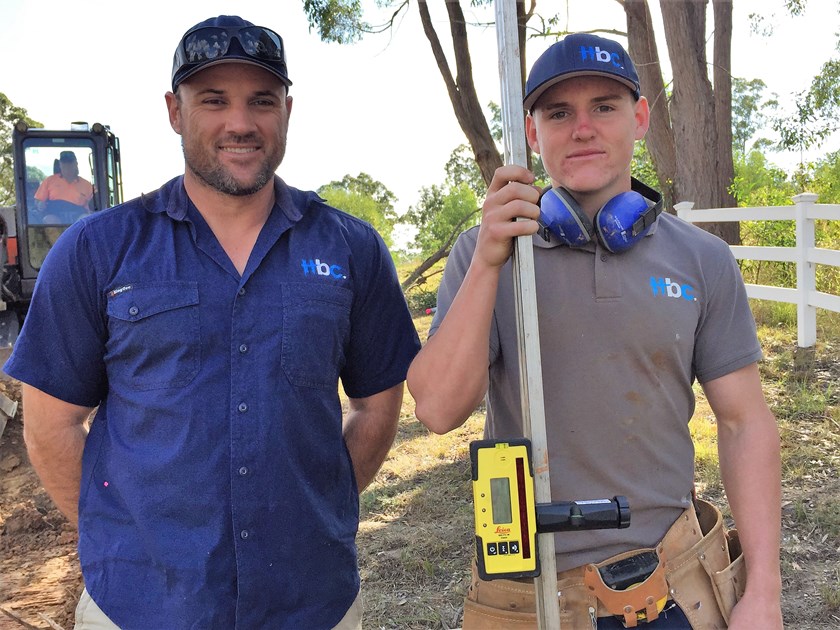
[401,206,480,290]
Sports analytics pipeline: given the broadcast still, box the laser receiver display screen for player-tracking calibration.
[490,477,513,524]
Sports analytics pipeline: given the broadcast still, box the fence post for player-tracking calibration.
[793,193,818,350]
[674,201,694,221]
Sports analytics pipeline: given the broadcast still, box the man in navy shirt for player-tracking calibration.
[5,15,420,630]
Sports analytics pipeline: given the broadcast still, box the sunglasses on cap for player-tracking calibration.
[172,25,290,88]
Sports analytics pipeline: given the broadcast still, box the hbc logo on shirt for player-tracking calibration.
[650,277,696,301]
[301,258,346,279]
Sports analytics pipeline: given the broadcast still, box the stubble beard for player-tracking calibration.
[182,132,286,197]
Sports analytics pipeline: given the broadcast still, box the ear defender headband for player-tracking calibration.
[538,178,663,254]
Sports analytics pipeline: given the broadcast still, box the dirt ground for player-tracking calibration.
[0,379,81,630]
[1,369,839,629]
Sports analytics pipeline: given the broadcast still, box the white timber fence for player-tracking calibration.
[675,193,840,349]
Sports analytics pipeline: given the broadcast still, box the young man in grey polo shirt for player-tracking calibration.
[407,33,782,629]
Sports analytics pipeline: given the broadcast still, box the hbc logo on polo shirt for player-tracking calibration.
[579,45,623,69]
[650,277,696,301]
[301,258,346,279]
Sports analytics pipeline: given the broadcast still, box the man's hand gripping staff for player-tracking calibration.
[475,165,542,270]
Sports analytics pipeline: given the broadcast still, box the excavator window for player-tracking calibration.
[21,142,96,269]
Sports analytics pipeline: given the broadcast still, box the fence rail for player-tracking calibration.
[675,193,840,348]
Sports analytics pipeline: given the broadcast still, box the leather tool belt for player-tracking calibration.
[462,499,746,629]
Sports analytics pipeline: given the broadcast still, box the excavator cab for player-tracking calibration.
[0,121,123,346]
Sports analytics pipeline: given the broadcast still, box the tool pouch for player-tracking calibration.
[583,546,668,628]
[708,529,747,625]
[462,559,601,630]
[462,566,539,629]
[462,500,746,630]
[665,499,746,629]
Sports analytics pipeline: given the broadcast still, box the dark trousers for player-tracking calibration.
[596,602,693,629]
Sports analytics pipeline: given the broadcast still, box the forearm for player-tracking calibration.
[343,384,403,492]
[407,261,501,433]
[24,420,87,526]
[718,407,782,597]
[21,384,94,527]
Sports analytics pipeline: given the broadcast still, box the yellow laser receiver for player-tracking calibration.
[470,439,539,581]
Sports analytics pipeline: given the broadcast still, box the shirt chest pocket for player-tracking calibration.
[106,282,200,390]
[281,282,352,389]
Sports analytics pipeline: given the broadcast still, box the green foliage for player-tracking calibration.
[402,182,480,258]
[321,172,398,216]
[731,148,840,295]
[319,187,395,247]
[1,92,42,206]
[732,150,794,206]
[809,57,840,113]
[404,286,437,316]
[302,0,366,43]
[487,102,502,143]
[531,154,548,188]
[773,88,837,156]
[732,151,797,288]
[783,0,808,16]
[317,173,398,248]
[808,149,840,203]
[399,141,486,262]
[799,151,840,295]
[760,4,840,155]
[773,56,840,155]
[631,140,659,191]
[739,219,796,289]
[485,100,547,183]
[398,257,444,317]
[443,145,485,199]
[732,77,777,155]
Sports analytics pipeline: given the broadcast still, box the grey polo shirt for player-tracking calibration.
[431,213,762,571]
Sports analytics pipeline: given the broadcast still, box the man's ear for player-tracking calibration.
[165,91,182,135]
[634,96,650,141]
[525,112,540,155]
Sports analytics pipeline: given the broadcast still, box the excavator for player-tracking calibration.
[0,121,123,346]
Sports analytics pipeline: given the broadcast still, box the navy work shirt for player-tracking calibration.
[4,176,420,629]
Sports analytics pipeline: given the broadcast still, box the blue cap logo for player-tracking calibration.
[524,33,640,111]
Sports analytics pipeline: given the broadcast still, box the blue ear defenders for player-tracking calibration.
[538,178,663,254]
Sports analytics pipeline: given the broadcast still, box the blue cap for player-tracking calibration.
[171,15,291,91]
[524,33,640,111]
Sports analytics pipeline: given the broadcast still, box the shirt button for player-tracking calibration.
[240,530,249,539]
[239,344,248,354]
[600,254,608,262]
[128,306,139,316]
[238,287,246,296]
[238,466,248,476]
[238,402,248,413]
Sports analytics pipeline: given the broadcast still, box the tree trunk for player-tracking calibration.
[405,1,528,287]
[712,0,740,243]
[659,0,738,244]
[624,0,678,213]
[416,1,502,187]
